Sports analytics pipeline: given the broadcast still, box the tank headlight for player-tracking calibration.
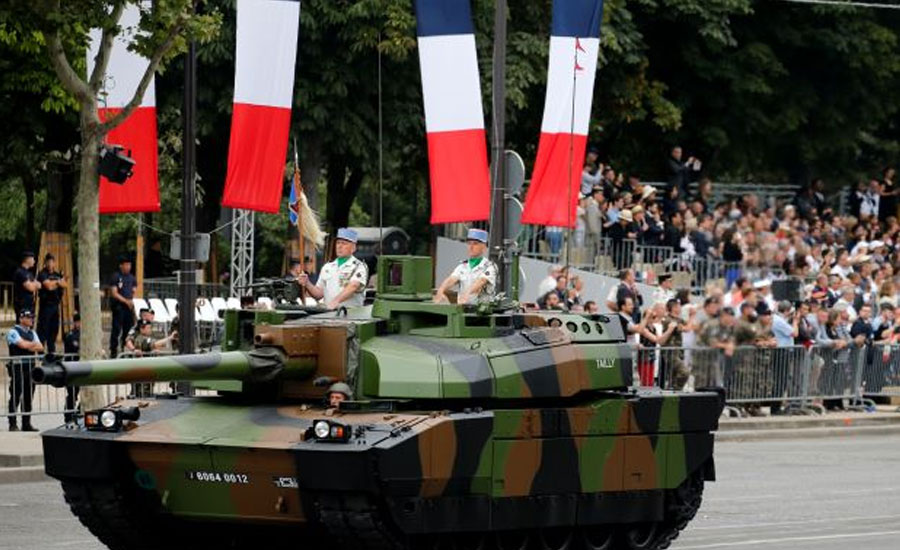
[309,419,351,442]
[314,420,331,439]
[83,407,140,432]
[100,410,118,429]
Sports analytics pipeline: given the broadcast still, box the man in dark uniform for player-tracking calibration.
[63,313,81,422]
[109,255,137,358]
[13,251,40,323]
[6,308,43,431]
[36,253,68,355]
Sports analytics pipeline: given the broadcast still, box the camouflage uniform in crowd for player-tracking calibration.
[696,319,734,388]
[731,320,760,399]
[661,314,690,390]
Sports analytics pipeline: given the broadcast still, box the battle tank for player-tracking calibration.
[35,256,724,550]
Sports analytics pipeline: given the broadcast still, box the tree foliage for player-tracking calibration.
[2,0,900,278]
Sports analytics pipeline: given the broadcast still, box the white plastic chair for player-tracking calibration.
[211,297,228,316]
[196,298,218,323]
[226,297,241,310]
[257,297,274,309]
[132,297,151,314]
[164,298,179,320]
[148,298,171,323]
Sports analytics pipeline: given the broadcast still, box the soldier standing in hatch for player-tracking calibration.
[327,382,353,408]
[296,228,368,310]
[37,253,68,355]
[434,228,497,305]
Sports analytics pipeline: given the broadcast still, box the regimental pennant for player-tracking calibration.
[521,0,604,228]
[288,180,299,226]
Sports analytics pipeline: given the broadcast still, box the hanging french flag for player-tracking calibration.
[521,0,604,227]
[88,2,160,214]
[415,0,491,224]
[222,0,301,213]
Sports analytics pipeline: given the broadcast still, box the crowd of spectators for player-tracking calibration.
[531,147,900,408]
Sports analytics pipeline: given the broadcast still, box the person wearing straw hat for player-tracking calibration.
[297,228,368,309]
[434,228,497,305]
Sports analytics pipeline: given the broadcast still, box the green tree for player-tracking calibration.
[13,0,220,408]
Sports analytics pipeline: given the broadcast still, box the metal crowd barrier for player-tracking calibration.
[1,351,208,423]
[638,343,898,413]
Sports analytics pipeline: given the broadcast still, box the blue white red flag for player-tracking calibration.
[522,0,604,227]
[414,0,491,224]
[222,0,301,213]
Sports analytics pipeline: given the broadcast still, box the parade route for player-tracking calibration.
[674,433,900,549]
[0,433,897,549]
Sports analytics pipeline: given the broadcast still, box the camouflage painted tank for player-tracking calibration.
[35,256,723,550]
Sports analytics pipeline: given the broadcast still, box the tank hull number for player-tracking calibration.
[185,471,250,484]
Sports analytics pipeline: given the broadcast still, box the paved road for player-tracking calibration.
[1,434,898,550]
[674,434,900,549]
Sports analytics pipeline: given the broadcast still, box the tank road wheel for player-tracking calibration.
[624,523,658,550]
[579,527,616,550]
[455,533,487,550]
[538,528,573,550]
[496,530,531,550]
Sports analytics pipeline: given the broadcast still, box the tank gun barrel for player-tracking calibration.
[32,349,317,388]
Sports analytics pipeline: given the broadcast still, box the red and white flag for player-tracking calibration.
[89,2,160,214]
[521,0,604,227]
[415,0,491,224]
[222,0,301,213]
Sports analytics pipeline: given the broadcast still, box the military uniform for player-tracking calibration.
[696,319,734,388]
[316,256,368,308]
[731,320,760,399]
[660,315,689,390]
[450,258,497,304]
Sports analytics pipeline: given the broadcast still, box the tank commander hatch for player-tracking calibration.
[296,228,368,310]
[327,382,353,408]
[434,228,497,305]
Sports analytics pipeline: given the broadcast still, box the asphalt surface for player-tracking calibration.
[0,434,898,550]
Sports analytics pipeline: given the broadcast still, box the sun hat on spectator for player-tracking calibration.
[753,279,771,289]
[620,209,634,223]
[641,186,656,200]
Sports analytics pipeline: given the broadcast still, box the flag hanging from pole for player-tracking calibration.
[89,2,160,214]
[521,0,604,227]
[222,0,301,213]
[414,0,491,224]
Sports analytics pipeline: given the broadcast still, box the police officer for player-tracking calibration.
[434,229,497,305]
[109,255,137,358]
[63,313,81,422]
[6,308,43,432]
[12,251,40,323]
[326,382,353,408]
[36,253,67,354]
[297,228,368,310]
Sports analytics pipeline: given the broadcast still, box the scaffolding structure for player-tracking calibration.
[229,209,255,297]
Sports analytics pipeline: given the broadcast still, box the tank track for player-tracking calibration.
[59,480,307,550]
[314,473,705,550]
[59,472,703,550]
